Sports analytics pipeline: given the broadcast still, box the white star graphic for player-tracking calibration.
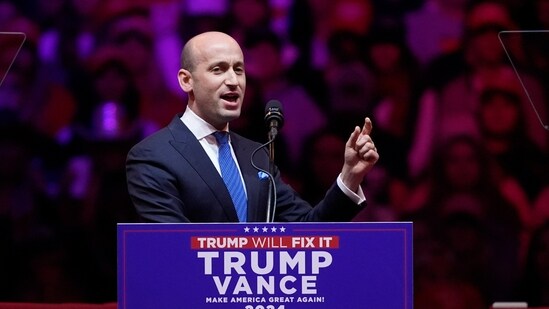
[244,227,250,233]
[279,226,286,232]
[253,226,259,233]
[271,227,277,232]
[262,226,268,232]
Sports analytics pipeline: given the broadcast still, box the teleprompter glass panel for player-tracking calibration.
[499,30,549,131]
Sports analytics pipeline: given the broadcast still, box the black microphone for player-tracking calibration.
[264,100,284,140]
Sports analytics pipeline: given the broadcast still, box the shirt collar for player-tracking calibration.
[180,106,229,140]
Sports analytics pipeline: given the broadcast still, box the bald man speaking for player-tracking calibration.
[126,31,379,223]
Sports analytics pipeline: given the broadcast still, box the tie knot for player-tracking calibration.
[213,131,229,145]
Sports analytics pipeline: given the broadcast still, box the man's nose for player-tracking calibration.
[225,69,238,85]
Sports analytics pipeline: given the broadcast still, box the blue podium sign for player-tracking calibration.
[117,222,413,309]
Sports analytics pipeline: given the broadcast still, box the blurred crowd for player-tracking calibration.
[0,0,549,307]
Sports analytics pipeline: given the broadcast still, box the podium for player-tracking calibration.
[117,222,413,309]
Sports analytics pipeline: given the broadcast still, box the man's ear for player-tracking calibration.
[178,69,192,93]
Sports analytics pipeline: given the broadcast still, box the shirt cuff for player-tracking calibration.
[336,174,367,205]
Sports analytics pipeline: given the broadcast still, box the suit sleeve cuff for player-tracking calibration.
[336,174,367,205]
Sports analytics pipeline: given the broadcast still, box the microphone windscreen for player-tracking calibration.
[264,100,284,129]
[265,100,283,114]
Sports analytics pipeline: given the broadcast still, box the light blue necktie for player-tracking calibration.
[213,131,247,222]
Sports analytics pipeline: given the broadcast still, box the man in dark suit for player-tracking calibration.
[126,31,379,223]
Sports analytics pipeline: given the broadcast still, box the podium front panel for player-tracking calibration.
[118,222,413,309]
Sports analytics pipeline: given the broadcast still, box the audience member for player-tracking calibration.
[0,14,77,144]
[404,0,467,67]
[364,24,424,181]
[224,0,273,44]
[244,29,327,167]
[58,76,141,301]
[287,0,374,73]
[404,134,522,302]
[100,6,183,130]
[517,0,549,134]
[477,86,548,208]
[436,2,546,149]
[323,30,374,119]
[33,0,102,83]
[0,120,68,301]
[67,45,147,144]
[409,1,548,178]
[343,23,425,215]
[296,128,347,205]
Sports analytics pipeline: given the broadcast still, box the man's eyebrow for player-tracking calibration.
[208,60,227,67]
[208,60,244,68]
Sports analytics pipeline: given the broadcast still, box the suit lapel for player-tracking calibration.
[167,116,239,221]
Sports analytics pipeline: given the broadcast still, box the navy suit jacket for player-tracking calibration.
[126,115,364,223]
